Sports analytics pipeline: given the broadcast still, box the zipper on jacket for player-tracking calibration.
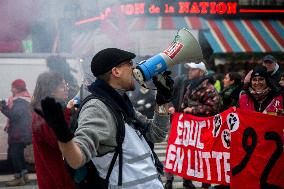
[259,103,262,112]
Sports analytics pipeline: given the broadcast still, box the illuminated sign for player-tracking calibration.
[75,1,284,26]
[121,2,238,15]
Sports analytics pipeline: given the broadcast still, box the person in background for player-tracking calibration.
[214,73,223,93]
[170,67,192,113]
[181,62,221,117]
[31,72,77,189]
[214,79,222,93]
[182,62,221,189]
[279,72,284,92]
[220,72,243,111]
[46,56,79,100]
[239,66,283,116]
[164,62,195,189]
[262,55,282,88]
[0,79,32,186]
[206,70,223,93]
[278,72,284,115]
[128,83,156,118]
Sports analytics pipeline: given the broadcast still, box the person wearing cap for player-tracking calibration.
[181,62,221,117]
[180,62,221,189]
[239,66,283,116]
[262,55,282,87]
[0,79,32,186]
[37,48,173,188]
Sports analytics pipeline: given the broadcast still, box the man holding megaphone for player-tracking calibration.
[35,27,204,188]
[37,48,175,189]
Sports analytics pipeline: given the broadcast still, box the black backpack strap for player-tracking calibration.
[78,94,125,186]
[103,99,125,186]
[118,127,124,186]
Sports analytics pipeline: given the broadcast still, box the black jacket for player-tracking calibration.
[220,84,243,111]
[171,75,191,112]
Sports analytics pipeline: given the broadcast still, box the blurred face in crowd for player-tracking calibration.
[279,77,284,87]
[188,68,204,80]
[52,80,69,101]
[263,61,275,72]
[111,60,136,91]
[223,74,234,88]
[11,86,19,97]
[251,76,267,92]
[187,68,191,79]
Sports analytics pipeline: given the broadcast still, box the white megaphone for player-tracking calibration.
[133,28,203,85]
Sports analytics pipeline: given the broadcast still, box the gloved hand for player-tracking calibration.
[152,71,174,105]
[0,100,6,110]
[36,97,74,143]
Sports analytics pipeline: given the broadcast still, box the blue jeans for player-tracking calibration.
[9,143,28,178]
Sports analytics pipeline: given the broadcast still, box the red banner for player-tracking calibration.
[164,108,233,185]
[231,108,284,189]
[164,108,284,188]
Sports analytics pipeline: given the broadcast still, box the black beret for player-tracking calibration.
[91,48,136,77]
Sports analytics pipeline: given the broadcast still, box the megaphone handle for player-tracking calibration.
[141,83,148,89]
[133,68,145,84]
[156,74,170,91]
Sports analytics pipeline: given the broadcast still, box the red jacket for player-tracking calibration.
[239,93,283,115]
[32,108,77,189]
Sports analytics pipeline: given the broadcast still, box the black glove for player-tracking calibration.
[0,100,6,110]
[152,71,174,105]
[37,97,74,143]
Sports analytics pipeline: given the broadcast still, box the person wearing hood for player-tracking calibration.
[262,55,282,88]
[0,79,32,186]
[180,62,221,189]
[239,66,283,116]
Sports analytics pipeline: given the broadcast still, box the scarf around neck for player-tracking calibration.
[8,90,31,109]
[88,79,135,119]
[249,87,271,102]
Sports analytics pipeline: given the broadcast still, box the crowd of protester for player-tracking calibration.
[0,52,283,189]
[165,54,284,189]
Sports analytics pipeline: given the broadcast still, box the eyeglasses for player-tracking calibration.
[118,60,134,67]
